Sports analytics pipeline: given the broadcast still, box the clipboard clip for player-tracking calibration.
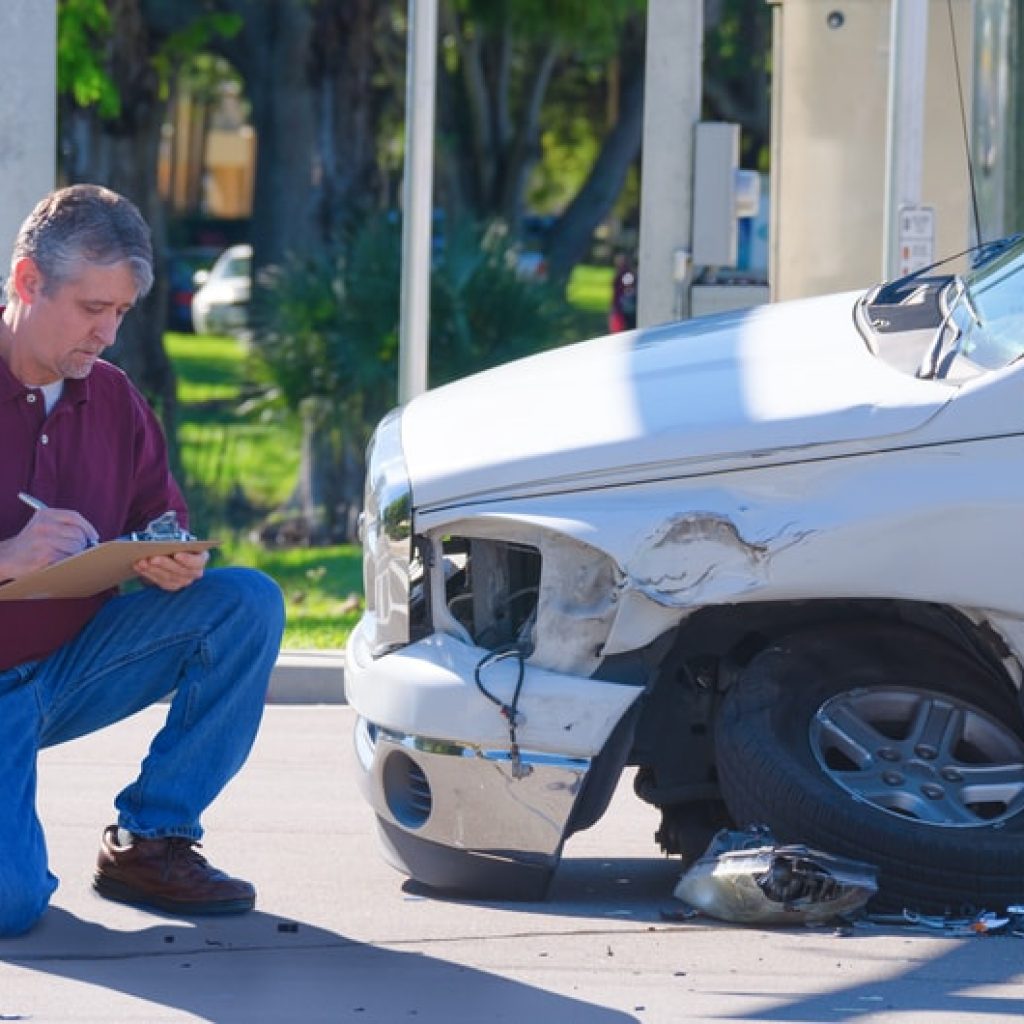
[128,511,196,542]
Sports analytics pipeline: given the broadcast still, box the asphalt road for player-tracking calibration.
[1,704,1022,1023]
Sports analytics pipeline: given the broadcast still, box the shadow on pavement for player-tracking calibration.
[403,855,684,923]
[725,932,1024,1022]
[0,907,638,1023]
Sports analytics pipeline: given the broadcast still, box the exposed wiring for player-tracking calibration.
[474,645,532,778]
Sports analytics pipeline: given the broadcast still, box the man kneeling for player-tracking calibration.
[0,185,285,935]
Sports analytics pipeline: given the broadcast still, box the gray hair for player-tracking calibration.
[6,184,154,305]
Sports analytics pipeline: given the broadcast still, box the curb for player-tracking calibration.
[267,649,346,704]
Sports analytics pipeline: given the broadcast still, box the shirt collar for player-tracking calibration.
[64,373,90,405]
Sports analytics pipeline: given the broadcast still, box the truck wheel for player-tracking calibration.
[714,622,1024,913]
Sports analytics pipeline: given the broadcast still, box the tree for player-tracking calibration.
[57,0,241,440]
[703,0,771,170]
[255,214,578,540]
[211,0,404,278]
[542,13,646,282]
[437,0,645,247]
[439,0,773,283]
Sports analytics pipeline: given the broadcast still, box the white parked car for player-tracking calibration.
[190,243,252,336]
[346,236,1024,913]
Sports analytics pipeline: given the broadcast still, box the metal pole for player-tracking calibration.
[398,0,438,403]
[882,0,929,279]
[636,0,703,327]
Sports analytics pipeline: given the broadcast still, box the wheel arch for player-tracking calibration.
[709,615,1024,912]
[628,597,1023,809]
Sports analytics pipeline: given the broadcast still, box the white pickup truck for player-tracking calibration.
[346,237,1024,914]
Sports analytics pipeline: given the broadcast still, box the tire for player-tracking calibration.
[714,622,1024,914]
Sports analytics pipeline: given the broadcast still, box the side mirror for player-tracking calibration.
[193,269,210,287]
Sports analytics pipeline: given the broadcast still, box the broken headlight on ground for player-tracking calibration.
[674,826,878,925]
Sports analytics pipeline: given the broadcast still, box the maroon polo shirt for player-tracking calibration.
[0,353,187,671]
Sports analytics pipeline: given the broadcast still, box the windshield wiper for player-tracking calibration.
[916,276,980,379]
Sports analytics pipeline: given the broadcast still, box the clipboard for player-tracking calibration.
[0,539,218,601]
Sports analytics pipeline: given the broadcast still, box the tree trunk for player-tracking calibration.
[497,41,559,227]
[544,60,645,285]
[311,0,382,240]
[60,0,178,443]
[218,0,319,275]
[439,6,561,235]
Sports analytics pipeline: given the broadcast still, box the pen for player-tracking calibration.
[17,492,47,512]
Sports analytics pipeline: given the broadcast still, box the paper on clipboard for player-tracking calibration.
[0,539,218,601]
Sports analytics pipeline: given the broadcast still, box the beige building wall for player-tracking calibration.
[769,0,974,300]
[158,90,256,220]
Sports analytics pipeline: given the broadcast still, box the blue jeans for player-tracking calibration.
[0,567,284,936]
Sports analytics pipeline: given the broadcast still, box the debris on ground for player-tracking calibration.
[673,825,878,926]
[862,908,1022,936]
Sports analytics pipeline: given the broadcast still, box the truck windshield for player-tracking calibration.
[955,236,1024,369]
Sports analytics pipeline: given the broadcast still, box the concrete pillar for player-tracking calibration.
[0,0,57,291]
[768,0,973,301]
[637,0,703,328]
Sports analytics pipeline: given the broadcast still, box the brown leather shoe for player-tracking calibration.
[93,825,256,915]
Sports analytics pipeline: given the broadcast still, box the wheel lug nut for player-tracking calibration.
[922,784,944,800]
[941,768,962,782]
[915,744,937,760]
[882,770,904,786]
[878,748,900,762]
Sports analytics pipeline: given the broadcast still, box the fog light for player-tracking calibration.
[383,750,432,828]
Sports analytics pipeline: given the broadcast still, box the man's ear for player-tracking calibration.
[11,257,44,305]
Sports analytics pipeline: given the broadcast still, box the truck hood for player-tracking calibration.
[402,291,954,511]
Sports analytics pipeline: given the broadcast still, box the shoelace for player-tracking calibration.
[163,837,210,868]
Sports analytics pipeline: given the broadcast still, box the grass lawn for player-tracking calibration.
[567,263,613,337]
[166,332,359,651]
[219,541,363,649]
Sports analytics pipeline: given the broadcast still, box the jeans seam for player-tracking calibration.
[44,630,207,727]
[180,637,212,730]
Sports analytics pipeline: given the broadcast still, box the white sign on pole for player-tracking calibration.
[897,204,934,276]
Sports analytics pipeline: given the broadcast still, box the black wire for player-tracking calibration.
[473,645,526,731]
[947,0,982,246]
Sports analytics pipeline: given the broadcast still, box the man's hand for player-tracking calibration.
[0,507,99,579]
[133,549,209,592]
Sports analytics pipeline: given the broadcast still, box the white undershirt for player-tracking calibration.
[40,380,64,415]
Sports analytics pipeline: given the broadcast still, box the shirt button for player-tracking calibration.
[26,393,37,404]
[40,434,49,445]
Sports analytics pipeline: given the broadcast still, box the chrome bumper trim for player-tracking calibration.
[354,716,590,860]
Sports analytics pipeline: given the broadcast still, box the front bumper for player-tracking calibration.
[353,716,588,898]
[345,618,643,898]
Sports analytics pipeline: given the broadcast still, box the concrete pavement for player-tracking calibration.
[2,704,1024,1022]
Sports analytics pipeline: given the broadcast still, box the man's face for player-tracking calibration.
[16,259,139,385]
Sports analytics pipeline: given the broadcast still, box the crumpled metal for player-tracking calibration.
[673,826,878,925]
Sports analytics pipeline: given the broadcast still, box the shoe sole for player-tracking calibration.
[93,874,256,916]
